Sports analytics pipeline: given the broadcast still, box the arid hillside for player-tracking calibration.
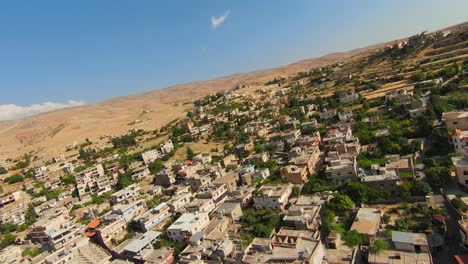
[9,17,466,163]
[0,45,385,161]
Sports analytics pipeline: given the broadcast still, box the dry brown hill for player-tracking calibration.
[4,19,467,162]
[0,46,382,161]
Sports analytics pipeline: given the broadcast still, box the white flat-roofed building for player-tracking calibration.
[253,184,292,211]
[131,166,150,181]
[141,149,161,165]
[196,183,228,205]
[122,231,162,260]
[453,155,468,186]
[167,212,210,244]
[135,202,172,232]
[112,199,147,221]
[325,152,357,182]
[451,129,468,154]
[28,214,81,251]
[160,139,174,154]
[109,183,141,205]
[75,164,111,199]
[186,198,216,213]
[168,191,193,213]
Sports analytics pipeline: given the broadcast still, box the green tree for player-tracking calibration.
[422,158,438,167]
[116,171,135,190]
[4,174,24,184]
[60,174,76,185]
[0,167,7,175]
[90,194,106,205]
[154,236,185,256]
[410,72,424,82]
[241,209,279,238]
[22,248,41,258]
[451,197,464,211]
[327,194,354,213]
[425,167,450,188]
[186,146,195,160]
[370,239,389,259]
[148,159,164,174]
[411,181,432,196]
[398,182,412,198]
[254,143,263,153]
[0,222,19,234]
[342,230,365,247]
[292,186,301,196]
[0,234,16,249]
[341,181,388,204]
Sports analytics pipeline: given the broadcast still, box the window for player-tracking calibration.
[464,171,468,176]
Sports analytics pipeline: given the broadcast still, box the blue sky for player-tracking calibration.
[1,0,467,109]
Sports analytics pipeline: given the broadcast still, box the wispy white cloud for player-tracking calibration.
[0,100,86,121]
[211,10,230,29]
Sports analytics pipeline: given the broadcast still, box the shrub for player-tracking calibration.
[4,174,24,184]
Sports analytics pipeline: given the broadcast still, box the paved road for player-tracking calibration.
[416,135,466,263]
[428,193,462,263]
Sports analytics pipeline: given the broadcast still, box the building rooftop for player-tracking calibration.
[256,184,291,197]
[215,202,240,214]
[295,195,327,206]
[453,156,468,167]
[368,250,431,263]
[443,111,468,119]
[244,237,320,263]
[361,171,400,182]
[350,207,381,236]
[124,231,161,254]
[168,212,209,232]
[392,231,428,246]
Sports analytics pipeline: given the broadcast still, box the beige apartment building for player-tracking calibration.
[443,111,468,130]
[167,212,210,244]
[253,184,293,211]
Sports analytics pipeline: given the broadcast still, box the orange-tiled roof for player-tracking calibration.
[87,219,101,229]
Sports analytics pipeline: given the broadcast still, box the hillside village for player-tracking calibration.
[0,25,468,264]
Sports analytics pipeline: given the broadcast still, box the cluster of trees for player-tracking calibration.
[241,209,279,238]
[116,170,135,190]
[0,167,7,174]
[424,166,450,188]
[3,174,24,184]
[194,92,223,107]
[11,154,31,170]
[148,159,164,174]
[398,181,432,197]
[341,182,389,204]
[0,233,16,249]
[111,132,140,148]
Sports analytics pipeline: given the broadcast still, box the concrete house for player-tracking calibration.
[443,111,468,130]
[453,155,468,186]
[253,184,293,211]
[350,207,382,243]
[392,231,430,253]
[109,183,141,205]
[325,152,358,182]
[167,212,210,244]
[134,202,172,232]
